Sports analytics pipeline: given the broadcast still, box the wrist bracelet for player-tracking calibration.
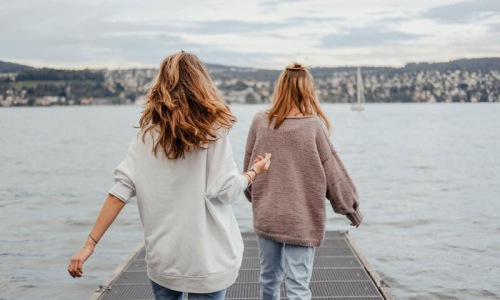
[88,234,98,244]
[249,168,258,178]
[83,246,94,253]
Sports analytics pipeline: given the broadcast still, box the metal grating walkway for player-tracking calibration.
[92,231,391,300]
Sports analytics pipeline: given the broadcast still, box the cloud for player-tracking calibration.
[422,0,499,23]
[0,0,498,68]
[285,16,345,24]
[194,49,275,68]
[1,31,198,67]
[188,20,287,34]
[260,0,307,8]
[488,22,500,31]
[185,17,347,35]
[321,28,423,48]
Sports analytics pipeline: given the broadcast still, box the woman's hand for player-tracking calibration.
[68,246,93,278]
[251,153,271,174]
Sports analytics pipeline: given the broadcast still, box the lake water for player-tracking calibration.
[0,104,499,300]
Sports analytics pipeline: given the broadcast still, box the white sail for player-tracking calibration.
[352,67,365,111]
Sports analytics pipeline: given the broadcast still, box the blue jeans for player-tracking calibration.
[150,280,226,300]
[257,235,315,300]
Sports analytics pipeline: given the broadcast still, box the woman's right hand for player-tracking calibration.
[251,153,271,174]
[68,246,93,278]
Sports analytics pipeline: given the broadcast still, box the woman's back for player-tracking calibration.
[112,128,247,292]
[245,111,345,246]
[244,63,362,249]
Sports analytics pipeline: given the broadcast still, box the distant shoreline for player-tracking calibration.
[1,102,499,109]
[2,58,500,107]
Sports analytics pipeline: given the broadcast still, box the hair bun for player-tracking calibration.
[286,62,306,71]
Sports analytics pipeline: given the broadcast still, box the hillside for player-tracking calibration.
[403,58,500,72]
[2,57,499,77]
[0,61,34,73]
[207,58,500,80]
[309,58,500,78]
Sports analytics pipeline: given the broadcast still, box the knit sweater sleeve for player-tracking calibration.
[316,121,363,226]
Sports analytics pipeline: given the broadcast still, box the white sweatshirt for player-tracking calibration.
[109,129,247,293]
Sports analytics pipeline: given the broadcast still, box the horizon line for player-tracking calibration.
[2,56,500,71]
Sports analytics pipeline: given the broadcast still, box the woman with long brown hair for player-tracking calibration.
[67,51,271,300]
[244,63,362,299]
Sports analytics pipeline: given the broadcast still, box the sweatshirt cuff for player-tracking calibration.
[109,182,134,203]
[346,209,364,226]
[240,174,249,190]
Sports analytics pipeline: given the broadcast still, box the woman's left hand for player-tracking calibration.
[251,153,271,174]
[68,247,93,278]
[254,155,263,164]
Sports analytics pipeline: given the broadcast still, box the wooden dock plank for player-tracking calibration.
[91,231,390,300]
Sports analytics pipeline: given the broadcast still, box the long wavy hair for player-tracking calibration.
[268,62,331,132]
[140,52,236,159]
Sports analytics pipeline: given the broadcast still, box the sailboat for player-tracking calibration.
[352,67,365,111]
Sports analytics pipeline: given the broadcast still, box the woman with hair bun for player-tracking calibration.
[244,63,362,300]
[68,51,271,300]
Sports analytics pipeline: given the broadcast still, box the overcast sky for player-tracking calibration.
[0,0,499,69]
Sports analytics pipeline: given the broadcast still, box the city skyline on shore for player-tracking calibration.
[1,0,499,69]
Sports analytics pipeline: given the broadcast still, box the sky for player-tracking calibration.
[0,0,499,69]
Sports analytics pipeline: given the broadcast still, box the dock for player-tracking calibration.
[91,231,392,299]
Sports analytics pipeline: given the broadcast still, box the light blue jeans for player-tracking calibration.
[150,280,226,300]
[257,235,315,300]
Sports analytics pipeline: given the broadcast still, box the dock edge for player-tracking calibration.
[89,240,145,300]
[343,231,394,300]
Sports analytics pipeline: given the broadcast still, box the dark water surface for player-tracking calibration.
[0,104,499,300]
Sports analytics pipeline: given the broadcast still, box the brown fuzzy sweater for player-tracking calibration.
[244,111,363,247]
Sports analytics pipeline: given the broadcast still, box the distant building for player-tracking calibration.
[80,97,93,105]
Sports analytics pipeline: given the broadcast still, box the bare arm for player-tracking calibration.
[68,194,126,278]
